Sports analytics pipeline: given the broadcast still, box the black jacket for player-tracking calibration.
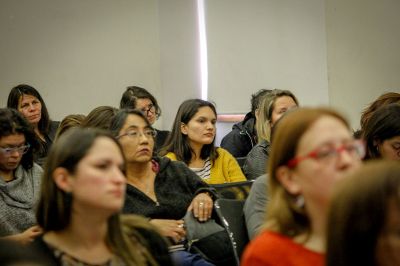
[123,156,214,220]
[220,112,257,158]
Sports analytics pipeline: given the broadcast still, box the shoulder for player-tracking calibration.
[243,231,293,261]
[164,152,177,161]
[216,147,234,158]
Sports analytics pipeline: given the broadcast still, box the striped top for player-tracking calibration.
[189,158,211,181]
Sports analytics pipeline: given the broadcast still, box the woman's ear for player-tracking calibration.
[276,165,302,195]
[53,167,73,193]
[180,122,188,135]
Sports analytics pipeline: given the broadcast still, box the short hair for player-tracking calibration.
[119,86,161,119]
[266,107,350,238]
[256,89,299,142]
[360,92,400,131]
[159,99,219,164]
[0,108,39,170]
[55,114,86,141]
[327,160,400,266]
[362,103,400,160]
[250,89,272,116]
[109,109,153,138]
[7,84,51,135]
[81,106,118,130]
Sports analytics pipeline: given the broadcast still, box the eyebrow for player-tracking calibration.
[126,125,152,130]
[1,141,26,148]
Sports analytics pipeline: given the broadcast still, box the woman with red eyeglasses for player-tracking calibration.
[242,107,365,266]
[0,108,43,244]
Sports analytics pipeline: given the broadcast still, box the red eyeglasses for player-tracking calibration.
[287,140,365,168]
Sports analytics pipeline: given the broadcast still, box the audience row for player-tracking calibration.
[1,82,399,266]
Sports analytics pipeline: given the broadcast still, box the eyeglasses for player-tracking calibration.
[117,129,157,139]
[0,144,30,157]
[140,104,156,117]
[287,140,365,168]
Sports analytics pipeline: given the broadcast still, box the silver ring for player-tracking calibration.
[178,224,184,228]
[199,202,204,207]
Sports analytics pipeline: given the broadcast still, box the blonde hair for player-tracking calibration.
[255,89,298,142]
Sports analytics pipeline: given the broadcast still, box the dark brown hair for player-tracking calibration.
[327,160,400,266]
[159,99,219,164]
[36,128,154,265]
[7,84,52,135]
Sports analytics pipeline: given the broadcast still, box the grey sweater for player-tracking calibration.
[0,163,43,236]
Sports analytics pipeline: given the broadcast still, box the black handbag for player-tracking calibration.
[183,211,235,266]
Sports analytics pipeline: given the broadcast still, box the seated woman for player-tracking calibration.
[120,86,170,152]
[0,108,42,244]
[242,107,364,266]
[362,103,400,161]
[160,99,246,184]
[7,84,59,166]
[81,105,118,130]
[54,114,86,140]
[243,89,298,180]
[355,91,400,138]
[110,109,229,265]
[327,160,400,266]
[33,127,173,265]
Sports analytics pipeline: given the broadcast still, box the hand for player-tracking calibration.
[3,225,43,245]
[188,192,213,222]
[149,219,186,243]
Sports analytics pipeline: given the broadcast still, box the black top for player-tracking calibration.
[123,156,215,220]
[154,129,170,154]
[220,112,257,158]
[34,120,60,167]
[31,229,174,266]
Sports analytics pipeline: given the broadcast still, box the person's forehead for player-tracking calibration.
[135,98,153,108]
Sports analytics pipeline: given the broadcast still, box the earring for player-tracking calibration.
[295,195,305,209]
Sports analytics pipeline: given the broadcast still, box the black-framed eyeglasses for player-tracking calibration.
[140,104,156,116]
[286,140,365,168]
[0,144,30,157]
[117,129,157,139]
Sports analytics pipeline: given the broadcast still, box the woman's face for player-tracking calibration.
[117,114,154,163]
[270,96,297,126]
[181,106,216,149]
[135,98,157,125]
[375,198,400,266]
[287,116,362,212]
[18,94,42,125]
[68,137,126,213]
[378,136,400,161]
[0,133,26,173]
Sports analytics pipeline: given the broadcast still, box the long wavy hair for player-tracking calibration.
[266,107,349,239]
[0,108,39,170]
[159,99,219,164]
[36,127,156,265]
[327,161,400,266]
[7,84,52,136]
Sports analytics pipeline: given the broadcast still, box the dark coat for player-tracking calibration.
[220,112,257,158]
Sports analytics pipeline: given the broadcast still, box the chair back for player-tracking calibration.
[210,180,254,200]
[214,198,249,266]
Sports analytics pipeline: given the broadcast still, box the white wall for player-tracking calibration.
[158,0,202,130]
[206,0,329,114]
[1,0,398,133]
[326,0,400,129]
[0,0,162,125]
